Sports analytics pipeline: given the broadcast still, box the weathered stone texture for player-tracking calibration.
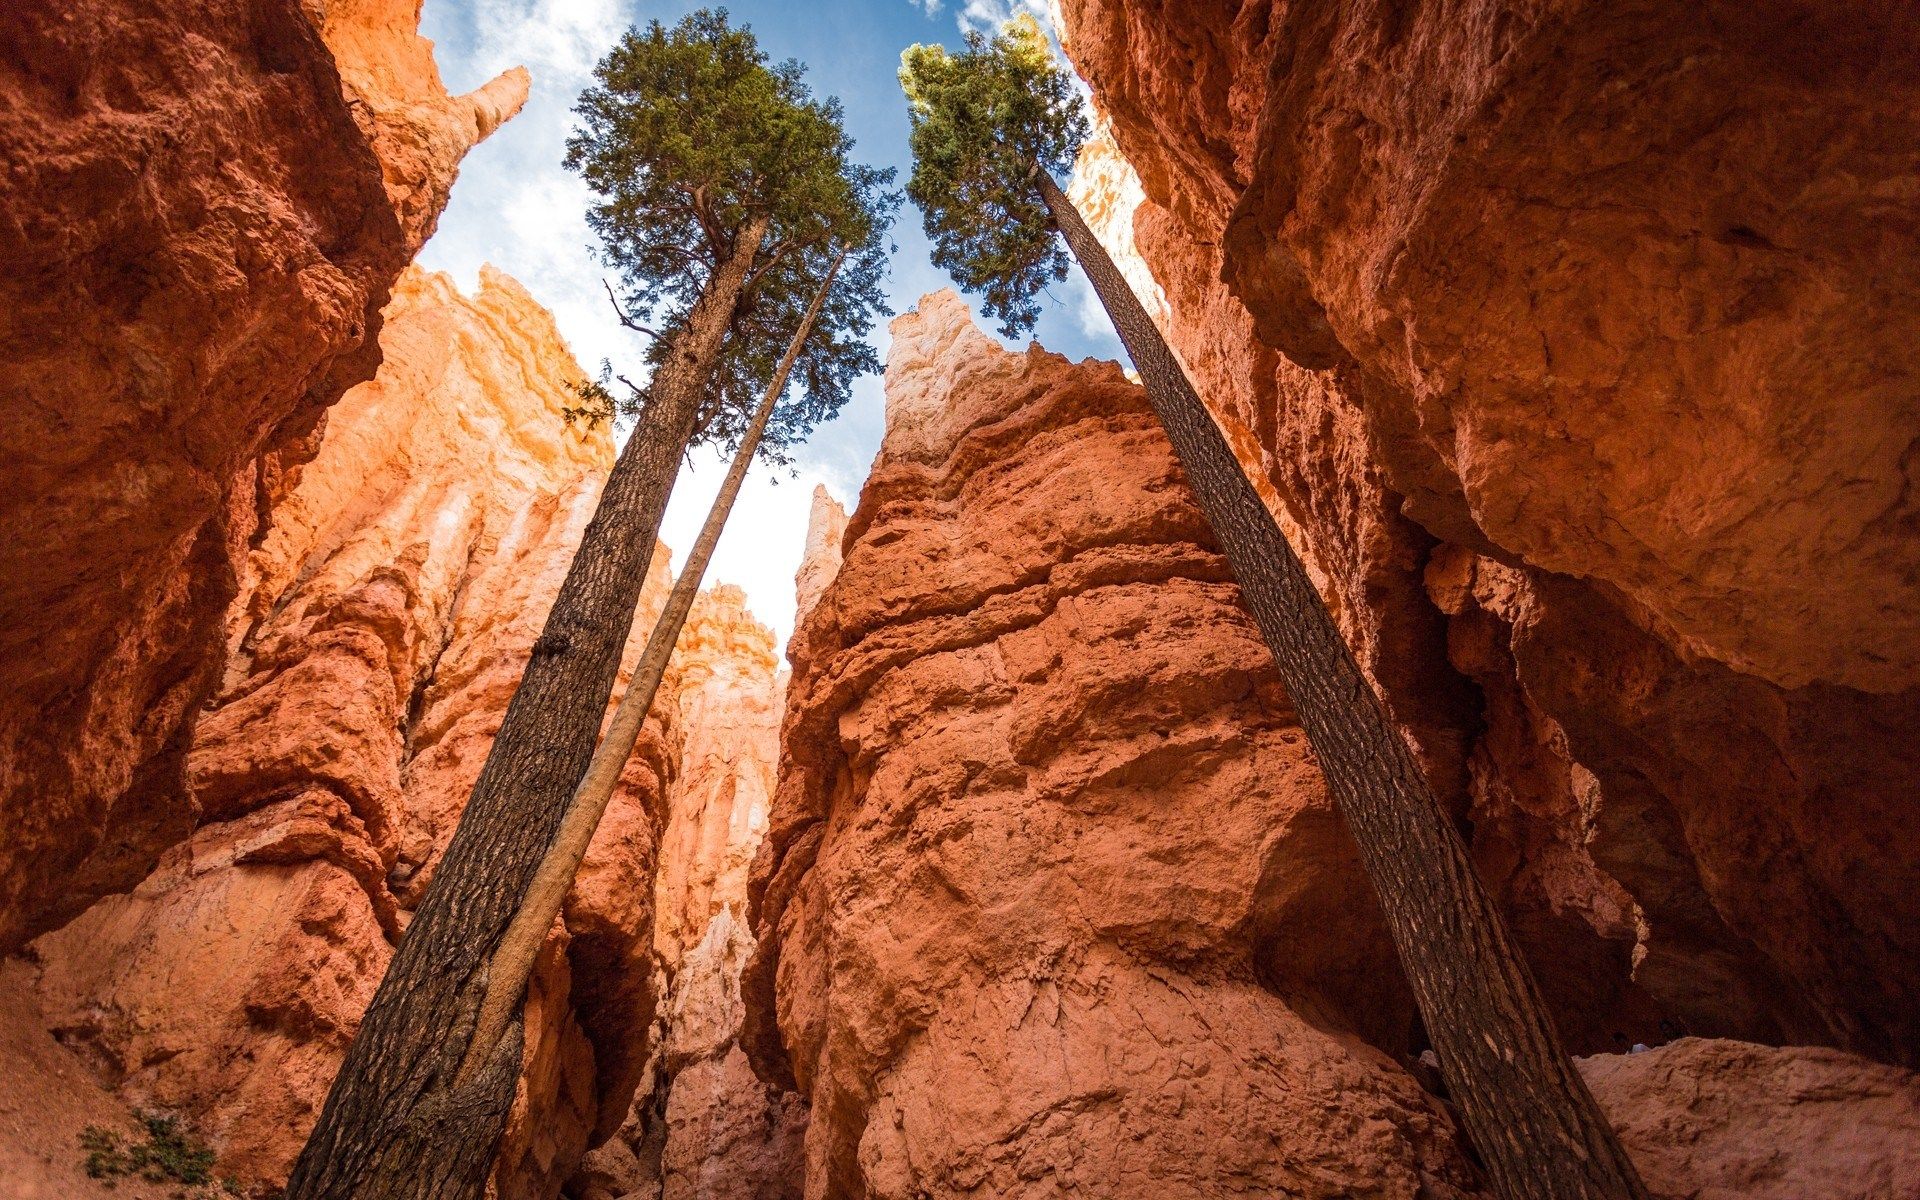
[0,0,527,950]
[27,267,673,1197]
[745,292,1480,1199]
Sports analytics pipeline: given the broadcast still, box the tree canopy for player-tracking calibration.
[565,8,895,460]
[900,14,1088,338]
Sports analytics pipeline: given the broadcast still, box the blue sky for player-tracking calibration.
[416,0,1121,644]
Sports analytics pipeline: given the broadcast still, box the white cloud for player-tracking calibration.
[1055,265,1108,342]
[459,0,629,82]
[953,0,1050,35]
[420,0,641,377]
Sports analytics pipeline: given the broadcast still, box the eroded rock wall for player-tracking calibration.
[653,587,784,978]
[1058,0,1920,1064]
[25,267,673,1198]
[0,0,527,950]
[744,292,1481,1199]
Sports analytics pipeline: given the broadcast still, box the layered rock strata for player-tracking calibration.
[744,292,1482,1198]
[1058,0,1920,1064]
[25,267,674,1197]
[0,0,528,950]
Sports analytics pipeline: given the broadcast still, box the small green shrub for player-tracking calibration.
[77,1111,239,1195]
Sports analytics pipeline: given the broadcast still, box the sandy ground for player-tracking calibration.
[0,958,186,1200]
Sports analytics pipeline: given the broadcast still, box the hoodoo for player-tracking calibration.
[743,290,1483,1196]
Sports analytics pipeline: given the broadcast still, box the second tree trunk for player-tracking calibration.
[1037,170,1648,1200]
[455,250,847,1086]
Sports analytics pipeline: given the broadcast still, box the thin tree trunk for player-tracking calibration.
[455,250,847,1085]
[1037,170,1648,1200]
[284,212,773,1200]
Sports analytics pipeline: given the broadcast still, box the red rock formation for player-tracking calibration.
[24,267,673,1198]
[650,586,804,1200]
[653,587,785,973]
[0,0,527,950]
[1057,0,1920,1064]
[0,959,196,1200]
[745,291,1481,1198]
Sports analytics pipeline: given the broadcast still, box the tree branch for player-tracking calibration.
[743,239,796,292]
[657,243,713,271]
[683,183,729,259]
[601,279,659,338]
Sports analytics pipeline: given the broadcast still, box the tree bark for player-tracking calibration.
[1037,170,1648,1200]
[454,250,846,1085]
[284,212,772,1200]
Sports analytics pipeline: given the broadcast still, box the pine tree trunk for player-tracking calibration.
[1037,171,1648,1200]
[284,212,773,1200]
[453,250,847,1086]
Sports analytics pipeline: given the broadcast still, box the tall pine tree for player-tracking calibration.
[454,247,859,1089]
[286,14,892,1198]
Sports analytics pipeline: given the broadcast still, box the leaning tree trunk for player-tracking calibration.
[454,249,847,1085]
[284,212,773,1200]
[1036,171,1648,1200]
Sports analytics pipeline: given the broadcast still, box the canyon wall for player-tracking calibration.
[745,292,1484,1198]
[0,0,527,950]
[1057,0,1920,1065]
[745,290,1920,1198]
[20,266,679,1198]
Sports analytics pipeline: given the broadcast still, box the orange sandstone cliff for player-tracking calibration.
[0,0,527,951]
[742,291,1920,1198]
[15,266,682,1198]
[3,6,1920,1199]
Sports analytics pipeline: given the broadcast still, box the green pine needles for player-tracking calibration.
[566,7,896,463]
[900,14,1088,338]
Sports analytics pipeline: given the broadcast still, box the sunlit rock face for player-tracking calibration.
[572,586,805,1200]
[27,267,675,1198]
[743,291,1482,1200]
[794,485,850,625]
[1058,0,1920,1065]
[0,0,527,951]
